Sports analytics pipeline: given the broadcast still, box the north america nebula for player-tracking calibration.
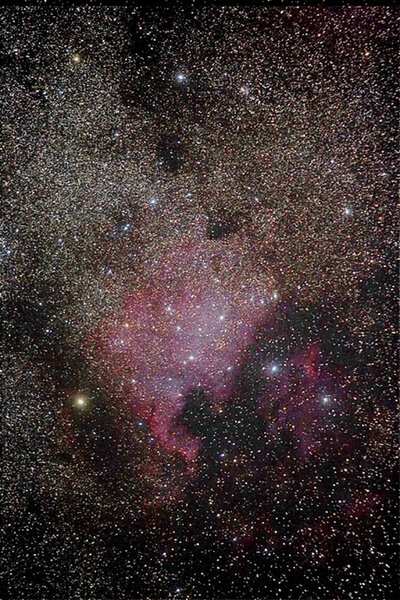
[2,5,398,600]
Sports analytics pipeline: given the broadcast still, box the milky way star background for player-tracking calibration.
[1,5,398,600]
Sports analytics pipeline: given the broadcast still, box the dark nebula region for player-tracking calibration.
[2,5,398,600]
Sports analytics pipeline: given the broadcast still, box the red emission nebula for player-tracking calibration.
[89,236,343,467]
[89,237,276,463]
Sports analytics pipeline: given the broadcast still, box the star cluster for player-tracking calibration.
[2,5,398,600]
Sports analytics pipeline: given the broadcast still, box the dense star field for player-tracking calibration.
[1,5,398,599]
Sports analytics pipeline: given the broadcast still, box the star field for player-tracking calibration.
[1,5,398,600]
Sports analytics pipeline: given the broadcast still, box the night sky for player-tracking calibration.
[2,5,399,600]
